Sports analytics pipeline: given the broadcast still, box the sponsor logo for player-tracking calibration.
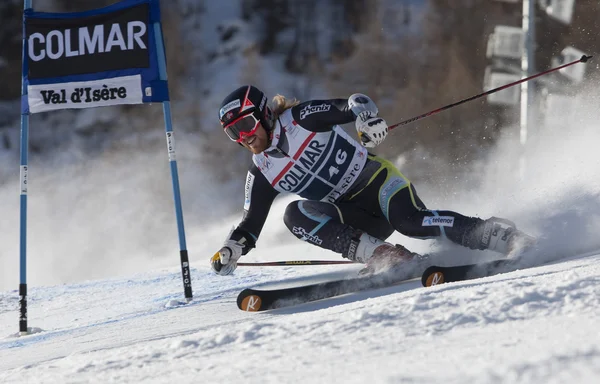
[359,111,372,122]
[18,293,27,321]
[379,178,405,219]
[166,132,176,162]
[257,155,272,172]
[219,99,241,118]
[481,222,493,245]
[292,226,323,245]
[241,295,262,311]
[283,122,299,138]
[278,166,307,191]
[299,104,331,119]
[182,261,190,285]
[244,173,255,210]
[346,239,359,261]
[26,4,150,79]
[381,178,404,202]
[27,75,142,113]
[28,22,147,62]
[259,95,267,111]
[422,216,455,227]
[426,272,444,286]
[277,140,326,192]
[20,165,28,195]
[241,98,255,112]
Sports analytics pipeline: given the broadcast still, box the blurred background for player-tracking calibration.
[0,0,599,290]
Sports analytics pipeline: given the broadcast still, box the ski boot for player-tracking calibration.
[345,232,422,276]
[479,217,537,258]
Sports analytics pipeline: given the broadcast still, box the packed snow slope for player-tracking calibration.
[0,247,599,383]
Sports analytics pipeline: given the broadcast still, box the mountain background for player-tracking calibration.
[0,0,599,290]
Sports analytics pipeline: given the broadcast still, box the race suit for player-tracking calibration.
[227,98,488,258]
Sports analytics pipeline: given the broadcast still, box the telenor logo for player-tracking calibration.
[422,216,455,227]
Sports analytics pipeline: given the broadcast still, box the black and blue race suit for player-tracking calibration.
[227,98,489,258]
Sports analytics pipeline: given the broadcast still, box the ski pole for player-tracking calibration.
[389,55,593,130]
[238,260,355,267]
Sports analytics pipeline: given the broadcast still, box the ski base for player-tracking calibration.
[421,258,524,287]
[237,271,415,312]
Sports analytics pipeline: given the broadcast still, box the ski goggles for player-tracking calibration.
[223,113,260,143]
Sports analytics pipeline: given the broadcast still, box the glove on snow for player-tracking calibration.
[211,239,244,276]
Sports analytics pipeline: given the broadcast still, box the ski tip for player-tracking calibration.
[421,266,445,287]
[237,289,263,312]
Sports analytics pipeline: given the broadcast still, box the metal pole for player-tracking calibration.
[388,55,592,132]
[238,260,356,267]
[520,0,535,180]
[19,0,33,336]
[153,22,193,302]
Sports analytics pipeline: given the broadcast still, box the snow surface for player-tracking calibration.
[1,246,599,383]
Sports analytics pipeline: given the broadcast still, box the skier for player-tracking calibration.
[211,85,534,276]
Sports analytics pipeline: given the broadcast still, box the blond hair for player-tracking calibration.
[271,94,300,118]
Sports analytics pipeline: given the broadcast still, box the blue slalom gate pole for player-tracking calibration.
[18,0,194,333]
[19,0,33,335]
[153,23,193,301]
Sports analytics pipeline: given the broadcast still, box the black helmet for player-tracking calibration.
[218,85,274,142]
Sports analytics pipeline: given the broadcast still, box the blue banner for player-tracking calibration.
[22,0,169,114]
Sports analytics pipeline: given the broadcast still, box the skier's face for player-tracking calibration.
[240,123,269,154]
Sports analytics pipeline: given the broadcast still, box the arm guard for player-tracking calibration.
[348,93,379,118]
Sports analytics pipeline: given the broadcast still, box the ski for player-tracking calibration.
[237,271,415,312]
[421,257,525,287]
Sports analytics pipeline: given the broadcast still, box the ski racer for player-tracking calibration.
[211,85,535,276]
